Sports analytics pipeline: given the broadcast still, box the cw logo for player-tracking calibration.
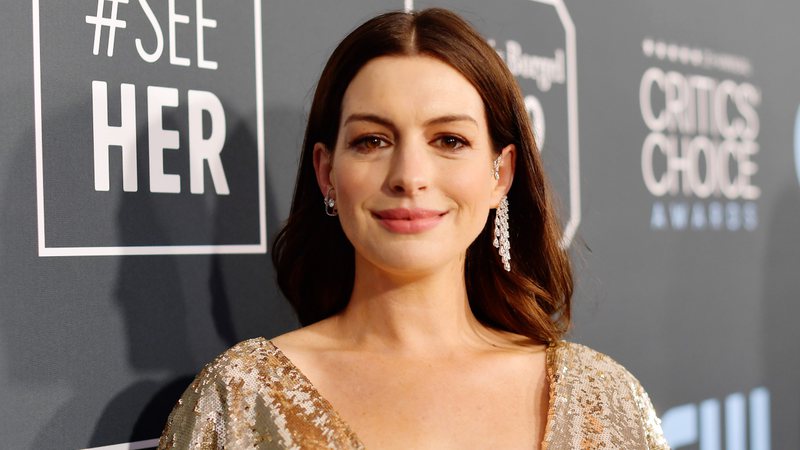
[662,387,769,450]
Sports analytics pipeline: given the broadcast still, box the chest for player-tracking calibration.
[305,353,549,449]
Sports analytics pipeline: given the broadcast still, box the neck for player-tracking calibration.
[334,254,495,356]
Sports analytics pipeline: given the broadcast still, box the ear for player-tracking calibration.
[313,143,334,195]
[491,144,516,208]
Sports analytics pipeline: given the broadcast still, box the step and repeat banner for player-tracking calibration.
[1,0,798,448]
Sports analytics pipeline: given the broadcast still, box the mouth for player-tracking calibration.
[372,208,448,234]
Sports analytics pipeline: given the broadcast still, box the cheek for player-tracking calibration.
[445,164,494,211]
[331,160,379,214]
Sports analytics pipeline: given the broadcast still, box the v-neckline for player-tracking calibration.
[265,339,560,449]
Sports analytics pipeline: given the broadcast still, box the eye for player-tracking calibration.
[434,135,469,151]
[349,135,390,152]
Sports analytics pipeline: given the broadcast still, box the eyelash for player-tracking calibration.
[348,135,389,152]
[347,134,471,152]
[435,135,470,151]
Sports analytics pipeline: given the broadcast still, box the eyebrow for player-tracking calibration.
[424,114,479,127]
[343,113,479,130]
[343,114,396,132]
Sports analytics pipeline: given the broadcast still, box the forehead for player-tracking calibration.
[341,55,487,125]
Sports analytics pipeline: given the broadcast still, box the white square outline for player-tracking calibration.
[529,0,581,249]
[32,0,267,257]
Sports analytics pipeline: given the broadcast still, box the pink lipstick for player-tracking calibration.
[373,208,447,233]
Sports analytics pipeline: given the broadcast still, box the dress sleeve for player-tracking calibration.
[157,362,227,450]
[545,341,672,449]
[630,378,671,450]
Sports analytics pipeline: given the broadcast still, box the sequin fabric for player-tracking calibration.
[158,338,363,449]
[159,337,669,449]
[542,341,670,450]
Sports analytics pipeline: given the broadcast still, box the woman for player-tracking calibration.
[159,8,668,450]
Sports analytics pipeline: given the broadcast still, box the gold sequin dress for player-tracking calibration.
[158,337,669,449]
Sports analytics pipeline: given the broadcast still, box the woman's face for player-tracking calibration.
[314,55,514,277]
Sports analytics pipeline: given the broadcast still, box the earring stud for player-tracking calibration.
[324,186,338,216]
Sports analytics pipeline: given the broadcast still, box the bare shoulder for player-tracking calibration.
[268,317,344,358]
[481,327,548,355]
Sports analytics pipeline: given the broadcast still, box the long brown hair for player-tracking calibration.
[272,8,572,344]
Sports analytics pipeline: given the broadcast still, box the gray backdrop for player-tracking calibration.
[1,1,798,449]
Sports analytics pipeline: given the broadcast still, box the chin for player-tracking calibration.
[361,246,460,277]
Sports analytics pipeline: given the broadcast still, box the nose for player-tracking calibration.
[386,140,430,195]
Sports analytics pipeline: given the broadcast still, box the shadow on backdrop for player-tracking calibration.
[0,101,297,448]
[88,109,196,445]
[88,111,297,446]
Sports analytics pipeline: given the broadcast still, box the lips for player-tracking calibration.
[373,208,447,233]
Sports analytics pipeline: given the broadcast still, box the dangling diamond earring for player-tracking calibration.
[324,186,338,216]
[491,155,510,271]
[493,196,511,271]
